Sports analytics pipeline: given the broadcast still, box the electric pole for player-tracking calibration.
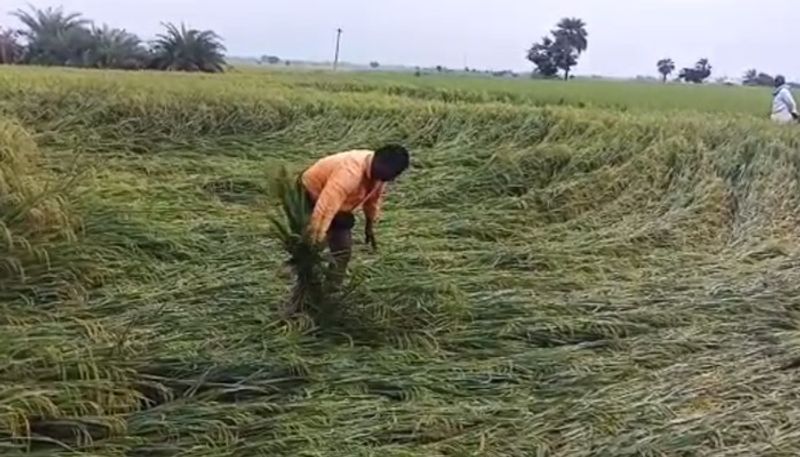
[333,28,343,71]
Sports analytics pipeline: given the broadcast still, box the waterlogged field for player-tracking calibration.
[3,66,800,456]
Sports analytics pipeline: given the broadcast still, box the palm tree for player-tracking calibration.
[150,23,226,73]
[85,25,148,69]
[553,17,588,54]
[657,58,676,83]
[0,28,24,64]
[551,38,578,81]
[12,6,92,66]
[695,58,712,80]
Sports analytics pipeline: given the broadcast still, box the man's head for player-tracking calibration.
[371,144,410,182]
[775,75,786,88]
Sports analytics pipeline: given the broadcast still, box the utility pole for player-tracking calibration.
[333,28,343,71]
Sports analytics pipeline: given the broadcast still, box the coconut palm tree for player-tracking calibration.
[552,38,578,81]
[696,58,711,73]
[12,6,92,66]
[694,58,712,81]
[150,23,226,73]
[657,58,676,83]
[0,28,24,64]
[85,25,148,69]
[553,17,588,54]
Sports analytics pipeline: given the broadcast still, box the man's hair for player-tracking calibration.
[374,144,410,172]
[776,75,786,86]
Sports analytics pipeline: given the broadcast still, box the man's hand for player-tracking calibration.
[365,220,378,251]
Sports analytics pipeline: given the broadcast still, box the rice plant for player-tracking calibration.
[2,66,800,456]
[268,166,329,317]
[0,117,82,300]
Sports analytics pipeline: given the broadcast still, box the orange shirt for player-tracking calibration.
[301,150,386,242]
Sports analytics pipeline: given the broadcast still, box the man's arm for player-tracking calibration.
[363,183,386,224]
[362,183,386,250]
[308,169,359,243]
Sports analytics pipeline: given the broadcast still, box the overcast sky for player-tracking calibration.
[3,0,798,79]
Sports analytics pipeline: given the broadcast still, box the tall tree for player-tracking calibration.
[527,18,587,80]
[695,58,711,75]
[150,23,226,73]
[0,27,24,64]
[526,36,559,78]
[12,6,92,66]
[553,17,588,54]
[85,25,148,69]
[678,58,712,84]
[551,37,578,80]
[657,58,675,83]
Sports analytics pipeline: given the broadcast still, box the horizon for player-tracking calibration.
[3,0,798,81]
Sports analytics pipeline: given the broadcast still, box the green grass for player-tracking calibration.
[263,70,773,116]
[2,65,800,456]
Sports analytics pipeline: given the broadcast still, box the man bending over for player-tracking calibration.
[300,144,410,284]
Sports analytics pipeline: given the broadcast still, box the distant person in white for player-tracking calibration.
[771,75,798,124]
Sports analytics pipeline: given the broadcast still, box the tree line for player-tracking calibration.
[3,8,781,85]
[524,17,718,85]
[656,58,713,83]
[741,69,790,87]
[658,60,792,86]
[0,6,226,72]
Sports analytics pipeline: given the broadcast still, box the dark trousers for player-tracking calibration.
[304,189,354,286]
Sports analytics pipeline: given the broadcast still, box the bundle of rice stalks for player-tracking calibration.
[268,167,329,316]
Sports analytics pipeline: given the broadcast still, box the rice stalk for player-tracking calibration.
[2,66,800,456]
[267,166,328,317]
